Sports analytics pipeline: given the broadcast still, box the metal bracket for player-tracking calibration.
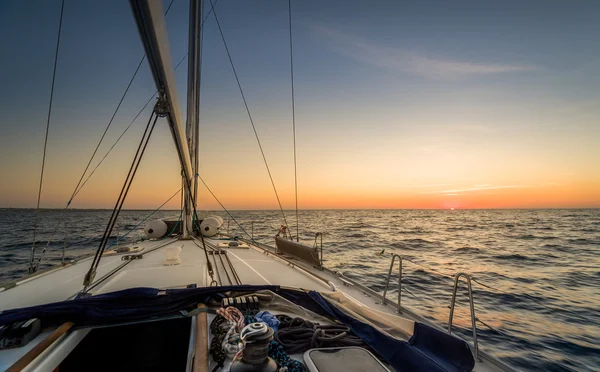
[121,254,144,261]
[208,250,227,255]
[154,93,169,117]
[83,269,96,288]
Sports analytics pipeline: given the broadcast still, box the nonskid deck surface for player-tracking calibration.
[0,237,330,311]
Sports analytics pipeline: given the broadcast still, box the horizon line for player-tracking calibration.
[2,207,599,211]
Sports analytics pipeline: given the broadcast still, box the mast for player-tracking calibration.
[129,0,195,236]
[185,0,202,238]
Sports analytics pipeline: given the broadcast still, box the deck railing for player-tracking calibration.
[380,254,480,360]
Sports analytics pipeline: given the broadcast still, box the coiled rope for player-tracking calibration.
[217,307,245,358]
[274,315,364,354]
[209,315,227,372]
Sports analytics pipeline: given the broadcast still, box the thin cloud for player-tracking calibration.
[400,183,451,188]
[312,25,537,79]
[421,184,535,195]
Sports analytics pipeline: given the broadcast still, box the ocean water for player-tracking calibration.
[0,208,599,371]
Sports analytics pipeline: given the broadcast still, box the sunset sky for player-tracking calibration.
[0,0,598,210]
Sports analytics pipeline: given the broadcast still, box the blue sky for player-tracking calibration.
[0,0,598,209]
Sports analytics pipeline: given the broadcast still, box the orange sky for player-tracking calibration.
[1,113,598,210]
[1,1,599,210]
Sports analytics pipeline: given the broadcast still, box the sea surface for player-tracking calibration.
[1,208,599,371]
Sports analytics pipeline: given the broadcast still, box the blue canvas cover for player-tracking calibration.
[0,286,474,371]
[307,290,475,372]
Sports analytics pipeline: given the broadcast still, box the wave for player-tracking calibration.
[568,238,599,245]
[402,238,435,245]
[571,228,599,233]
[542,337,600,358]
[484,291,549,308]
[542,243,563,248]
[446,224,479,232]
[517,234,559,240]
[348,223,372,229]
[557,271,600,288]
[493,253,538,262]
[347,233,366,238]
[389,242,416,250]
[513,276,536,284]
[454,246,482,253]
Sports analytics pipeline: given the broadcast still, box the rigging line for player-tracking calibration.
[37,110,157,272]
[181,169,215,281]
[208,0,290,230]
[180,176,184,211]
[29,0,66,273]
[99,113,160,260]
[207,241,239,286]
[190,236,218,284]
[70,0,215,201]
[217,249,232,285]
[209,240,223,285]
[88,111,158,281]
[73,50,190,200]
[288,0,299,242]
[73,92,155,199]
[32,55,146,271]
[64,188,182,253]
[69,55,147,207]
[87,109,155,275]
[110,187,181,244]
[200,236,235,286]
[36,0,179,260]
[37,48,192,271]
[164,0,176,14]
[84,111,159,286]
[68,0,216,204]
[226,253,242,285]
[197,174,255,243]
[68,0,176,205]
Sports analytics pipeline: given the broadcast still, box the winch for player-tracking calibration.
[230,322,277,372]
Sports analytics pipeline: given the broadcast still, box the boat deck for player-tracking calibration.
[0,236,511,372]
[0,237,330,312]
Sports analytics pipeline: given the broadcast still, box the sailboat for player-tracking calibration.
[0,1,516,371]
